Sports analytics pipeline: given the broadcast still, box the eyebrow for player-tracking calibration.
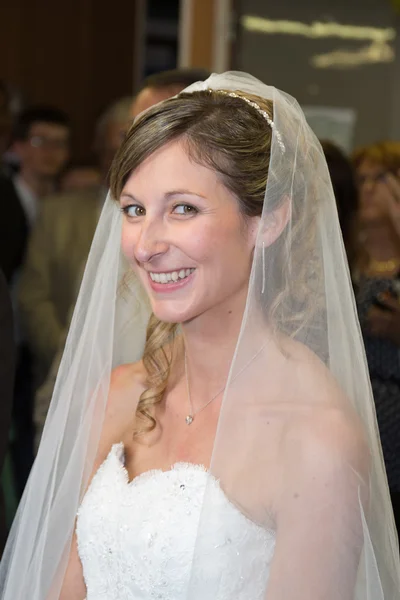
[120,189,207,202]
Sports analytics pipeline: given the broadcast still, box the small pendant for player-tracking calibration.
[185,415,193,425]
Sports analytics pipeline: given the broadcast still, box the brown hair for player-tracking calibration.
[321,140,358,268]
[352,141,400,173]
[110,90,314,435]
[111,91,273,215]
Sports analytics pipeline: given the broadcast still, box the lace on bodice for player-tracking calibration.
[76,443,275,599]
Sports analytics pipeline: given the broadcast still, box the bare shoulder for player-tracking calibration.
[274,334,368,468]
[272,405,371,539]
[281,404,370,500]
[95,361,147,458]
[277,334,351,407]
[295,405,367,465]
[109,361,147,391]
[107,361,147,414]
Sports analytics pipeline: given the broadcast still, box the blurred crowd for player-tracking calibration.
[1,67,400,554]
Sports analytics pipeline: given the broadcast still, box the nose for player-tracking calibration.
[358,176,375,201]
[363,178,375,194]
[133,217,169,264]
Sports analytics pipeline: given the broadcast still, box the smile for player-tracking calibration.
[149,268,195,284]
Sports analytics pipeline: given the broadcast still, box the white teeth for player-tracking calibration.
[150,269,194,284]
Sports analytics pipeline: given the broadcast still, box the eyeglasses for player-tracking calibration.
[29,135,69,150]
[356,172,387,186]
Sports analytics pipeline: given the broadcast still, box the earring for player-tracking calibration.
[262,241,266,295]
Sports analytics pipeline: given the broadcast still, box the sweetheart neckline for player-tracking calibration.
[111,442,209,487]
[81,442,276,541]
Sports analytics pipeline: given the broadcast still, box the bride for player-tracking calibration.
[1,72,399,599]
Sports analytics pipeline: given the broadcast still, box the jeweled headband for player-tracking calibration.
[212,89,286,153]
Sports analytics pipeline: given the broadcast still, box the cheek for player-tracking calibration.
[365,188,384,209]
[36,150,52,165]
[120,223,137,262]
[187,230,213,262]
[56,149,69,164]
[198,222,253,272]
[27,149,38,163]
[187,220,237,264]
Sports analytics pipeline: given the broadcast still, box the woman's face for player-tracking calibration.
[356,159,391,223]
[120,140,259,324]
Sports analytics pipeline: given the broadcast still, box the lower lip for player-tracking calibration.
[147,271,195,293]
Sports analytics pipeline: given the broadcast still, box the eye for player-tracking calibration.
[121,205,145,218]
[376,173,387,182]
[172,204,198,216]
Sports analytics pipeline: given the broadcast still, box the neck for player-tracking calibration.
[360,220,400,261]
[181,289,248,398]
[19,168,54,198]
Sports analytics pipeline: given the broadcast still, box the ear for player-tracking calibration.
[246,215,261,249]
[260,195,291,248]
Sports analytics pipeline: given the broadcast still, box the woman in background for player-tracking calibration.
[352,141,400,533]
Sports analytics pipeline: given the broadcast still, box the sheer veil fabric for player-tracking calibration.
[0,72,399,599]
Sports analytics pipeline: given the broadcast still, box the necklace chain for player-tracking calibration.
[184,342,267,425]
[184,352,225,425]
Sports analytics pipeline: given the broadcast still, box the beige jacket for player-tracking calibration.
[19,189,101,382]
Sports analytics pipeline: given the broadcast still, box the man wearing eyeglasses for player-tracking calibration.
[0,106,70,284]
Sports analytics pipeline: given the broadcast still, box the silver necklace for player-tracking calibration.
[184,352,226,425]
[184,342,267,425]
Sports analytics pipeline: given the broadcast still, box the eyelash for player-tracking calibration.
[172,203,198,216]
[120,205,144,218]
[120,203,199,218]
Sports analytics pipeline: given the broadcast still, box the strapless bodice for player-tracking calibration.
[76,443,275,599]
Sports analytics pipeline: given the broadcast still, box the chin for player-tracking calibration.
[151,304,198,325]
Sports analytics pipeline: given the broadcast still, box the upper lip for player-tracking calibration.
[144,268,195,273]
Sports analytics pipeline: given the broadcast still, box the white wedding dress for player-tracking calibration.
[76,443,276,599]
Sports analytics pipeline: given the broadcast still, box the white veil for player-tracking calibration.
[0,71,399,599]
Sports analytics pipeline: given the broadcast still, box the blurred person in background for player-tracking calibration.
[0,106,70,498]
[94,97,133,183]
[0,269,15,556]
[59,161,102,194]
[130,68,211,118]
[352,141,400,534]
[0,106,70,285]
[18,97,133,392]
[33,68,211,450]
[321,140,359,269]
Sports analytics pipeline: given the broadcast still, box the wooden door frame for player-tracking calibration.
[178,0,233,72]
